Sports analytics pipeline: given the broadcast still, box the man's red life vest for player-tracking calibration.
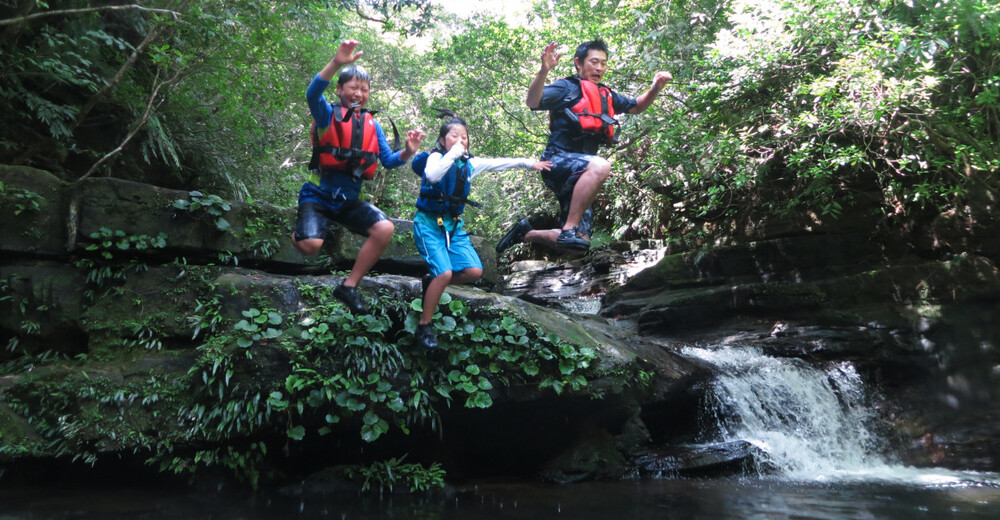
[566,78,618,146]
[309,103,379,180]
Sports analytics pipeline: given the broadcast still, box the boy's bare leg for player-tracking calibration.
[345,219,394,287]
[292,234,324,256]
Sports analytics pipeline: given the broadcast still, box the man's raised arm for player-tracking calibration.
[629,71,672,114]
[526,42,564,109]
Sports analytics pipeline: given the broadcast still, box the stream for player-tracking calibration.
[3,344,999,518]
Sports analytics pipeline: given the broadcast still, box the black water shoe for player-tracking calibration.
[496,218,532,254]
[556,227,590,251]
[415,323,438,349]
[333,283,368,314]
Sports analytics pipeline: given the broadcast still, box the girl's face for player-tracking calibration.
[440,124,469,151]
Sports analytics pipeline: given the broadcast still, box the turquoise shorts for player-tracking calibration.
[413,211,482,277]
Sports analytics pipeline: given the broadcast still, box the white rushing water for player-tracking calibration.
[684,345,1000,486]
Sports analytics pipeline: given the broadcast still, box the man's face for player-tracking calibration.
[574,49,608,83]
[336,77,370,109]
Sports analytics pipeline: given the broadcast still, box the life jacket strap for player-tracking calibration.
[418,191,480,209]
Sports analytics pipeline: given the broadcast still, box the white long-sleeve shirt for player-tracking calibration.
[422,144,535,184]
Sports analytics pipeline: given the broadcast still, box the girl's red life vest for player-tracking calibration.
[309,103,379,180]
[566,77,618,146]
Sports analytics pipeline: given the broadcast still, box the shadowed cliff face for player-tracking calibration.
[4,166,1000,489]
[0,167,712,487]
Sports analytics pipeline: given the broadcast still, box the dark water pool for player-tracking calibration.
[3,476,1000,519]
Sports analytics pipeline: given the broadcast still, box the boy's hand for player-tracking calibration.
[540,42,563,73]
[405,129,426,155]
[334,39,363,67]
[652,71,672,91]
[531,160,553,171]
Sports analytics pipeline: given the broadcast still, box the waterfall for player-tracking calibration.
[684,346,890,480]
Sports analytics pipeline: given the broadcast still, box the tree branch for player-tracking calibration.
[70,0,192,131]
[0,4,180,26]
[355,5,387,25]
[71,26,164,133]
[79,68,182,180]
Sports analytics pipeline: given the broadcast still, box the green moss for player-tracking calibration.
[1,269,629,489]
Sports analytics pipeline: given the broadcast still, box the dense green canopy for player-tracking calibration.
[2,0,998,249]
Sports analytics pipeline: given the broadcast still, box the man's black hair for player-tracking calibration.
[573,39,610,68]
[337,64,371,87]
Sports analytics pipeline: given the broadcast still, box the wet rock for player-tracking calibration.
[630,441,775,478]
[500,242,667,314]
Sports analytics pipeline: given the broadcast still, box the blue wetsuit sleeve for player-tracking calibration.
[535,79,575,111]
[306,74,333,129]
[612,89,637,115]
[374,120,406,169]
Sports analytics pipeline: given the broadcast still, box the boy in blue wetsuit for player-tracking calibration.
[495,39,671,254]
[411,113,551,348]
[293,39,425,313]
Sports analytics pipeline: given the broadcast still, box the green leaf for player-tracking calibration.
[439,316,457,331]
[465,392,493,409]
[267,391,286,411]
[287,425,305,440]
[360,423,383,443]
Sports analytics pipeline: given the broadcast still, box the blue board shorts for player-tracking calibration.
[294,182,388,240]
[540,151,596,238]
[413,210,482,277]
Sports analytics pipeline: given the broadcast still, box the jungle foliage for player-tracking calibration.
[0,257,598,487]
[2,0,998,246]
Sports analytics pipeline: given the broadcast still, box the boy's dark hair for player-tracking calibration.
[337,65,371,87]
[433,108,470,155]
[573,39,609,67]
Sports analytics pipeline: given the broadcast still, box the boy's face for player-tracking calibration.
[336,77,370,108]
[574,49,608,83]
[440,125,469,151]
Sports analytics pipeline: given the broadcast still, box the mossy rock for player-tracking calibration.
[0,165,69,256]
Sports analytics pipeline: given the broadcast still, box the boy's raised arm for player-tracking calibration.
[318,39,363,81]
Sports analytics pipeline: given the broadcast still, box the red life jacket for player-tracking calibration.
[308,103,379,180]
[565,77,618,146]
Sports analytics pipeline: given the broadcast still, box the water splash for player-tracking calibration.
[684,345,1000,486]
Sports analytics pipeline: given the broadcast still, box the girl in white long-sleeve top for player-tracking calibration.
[410,112,551,348]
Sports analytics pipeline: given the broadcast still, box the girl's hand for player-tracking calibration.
[448,143,467,157]
[531,160,553,171]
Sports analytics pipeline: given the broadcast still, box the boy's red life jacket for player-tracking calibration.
[308,103,379,180]
[564,77,618,146]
